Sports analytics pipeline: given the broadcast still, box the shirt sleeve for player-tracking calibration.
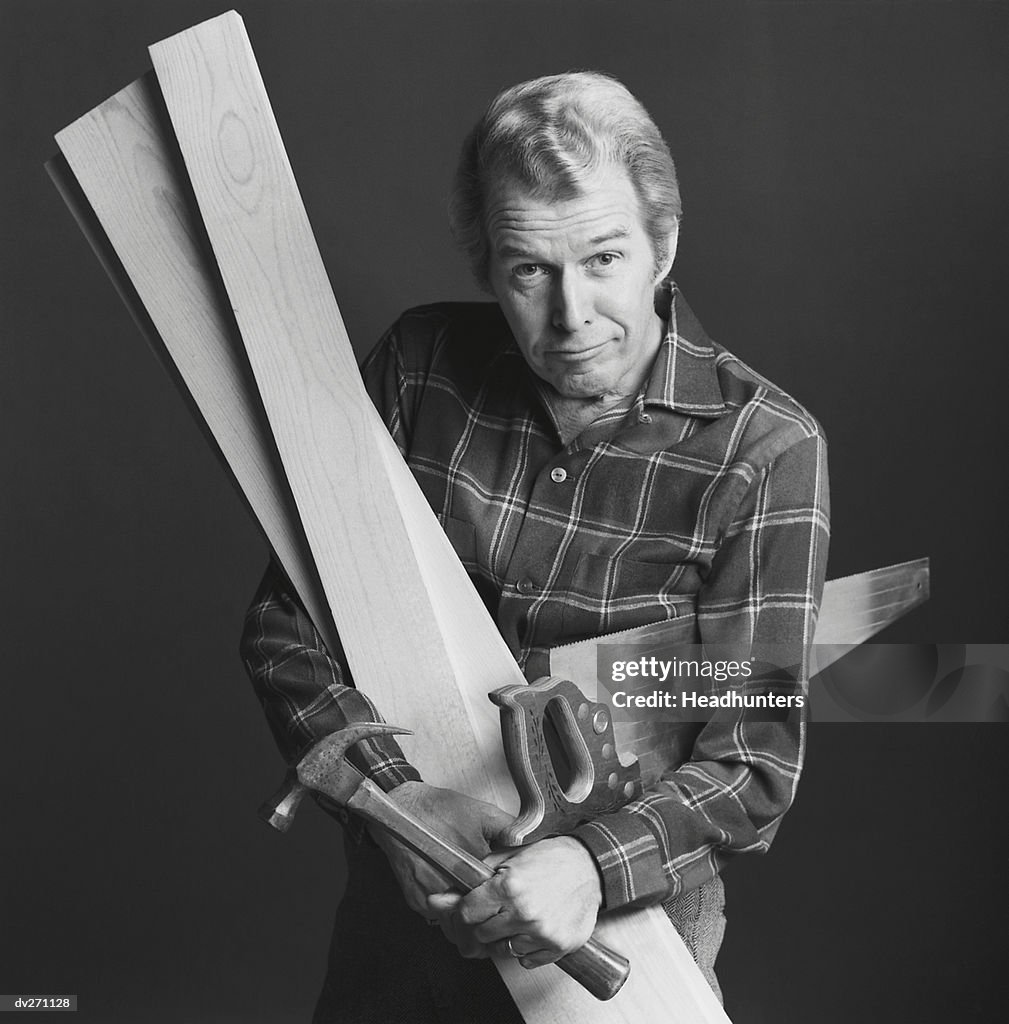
[572,429,830,910]
[240,560,422,794]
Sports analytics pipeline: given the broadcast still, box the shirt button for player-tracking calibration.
[550,467,568,483]
[516,577,537,594]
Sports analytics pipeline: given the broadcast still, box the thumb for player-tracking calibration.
[482,850,512,872]
[427,892,462,915]
[478,802,515,841]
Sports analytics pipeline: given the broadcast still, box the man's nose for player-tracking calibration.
[551,270,592,333]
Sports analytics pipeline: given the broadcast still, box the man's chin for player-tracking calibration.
[548,372,612,402]
[540,351,623,401]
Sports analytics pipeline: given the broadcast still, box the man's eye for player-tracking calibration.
[589,252,620,269]
[513,264,545,279]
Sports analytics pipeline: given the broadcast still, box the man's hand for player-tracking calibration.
[368,780,512,916]
[426,836,603,969]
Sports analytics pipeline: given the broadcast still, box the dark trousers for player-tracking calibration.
[313,841,523,1024]
[314,840,724,1022]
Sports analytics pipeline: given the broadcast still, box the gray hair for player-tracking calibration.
[449,71,681,290]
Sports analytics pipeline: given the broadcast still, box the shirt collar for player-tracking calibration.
[644,282,728,417]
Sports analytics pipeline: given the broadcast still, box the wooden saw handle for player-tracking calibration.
[348,779,631,1001]
[490,676,642,846]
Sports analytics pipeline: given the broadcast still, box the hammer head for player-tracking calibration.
[296,720,412,794]
[260,721,412,832]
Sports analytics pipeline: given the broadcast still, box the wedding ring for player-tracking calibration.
[506,937,522,958]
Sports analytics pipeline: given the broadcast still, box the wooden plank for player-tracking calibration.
[46,153,191,417]
[147,13,516,803]
[148,11,731,1023]
[53,74,339,656]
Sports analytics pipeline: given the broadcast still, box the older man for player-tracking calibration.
[242,72,829,1022]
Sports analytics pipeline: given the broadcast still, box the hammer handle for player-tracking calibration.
[347,780,630,1001]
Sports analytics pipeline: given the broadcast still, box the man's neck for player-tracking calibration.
[544,391,635,447]
[544,313,666,445]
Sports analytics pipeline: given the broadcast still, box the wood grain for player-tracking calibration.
[53,73,339,656]
[148,13,515,803]
[148,11,732,1022]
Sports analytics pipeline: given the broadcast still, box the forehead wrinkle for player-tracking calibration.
[487,200,631,235]
[485,164,648,260]
[488,204,637,259]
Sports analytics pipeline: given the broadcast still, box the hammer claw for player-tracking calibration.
[295,721,413,790]
[260,722,411,831]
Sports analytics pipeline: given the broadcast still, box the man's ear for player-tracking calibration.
[654,220,680,284]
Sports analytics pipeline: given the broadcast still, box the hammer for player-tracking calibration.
[261,721,630,1001]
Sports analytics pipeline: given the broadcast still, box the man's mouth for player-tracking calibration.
[544,340,609,362]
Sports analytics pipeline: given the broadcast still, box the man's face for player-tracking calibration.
[485,164,671,402]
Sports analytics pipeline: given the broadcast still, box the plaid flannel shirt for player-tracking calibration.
[242,284,830,911]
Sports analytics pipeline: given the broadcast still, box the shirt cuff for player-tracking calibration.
[368,757,423,793]
[314,758,421,844]
[572,810,670,911]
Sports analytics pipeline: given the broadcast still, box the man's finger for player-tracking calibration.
[483,850,512,871]
[453,875,510,926]
[518,950,558,970]
[426,892,462,915]
[492,935,531,958]
[472,910,519,944]
[480,803,516,840]
[492,935,554,968]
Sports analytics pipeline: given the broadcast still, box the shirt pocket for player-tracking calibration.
[559,552,699,639]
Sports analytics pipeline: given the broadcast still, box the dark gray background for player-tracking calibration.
[3,1,1007,1021]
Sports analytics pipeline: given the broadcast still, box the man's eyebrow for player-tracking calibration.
[496,226,632,259]
[588,227,631,246]
[496,244,540,258]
